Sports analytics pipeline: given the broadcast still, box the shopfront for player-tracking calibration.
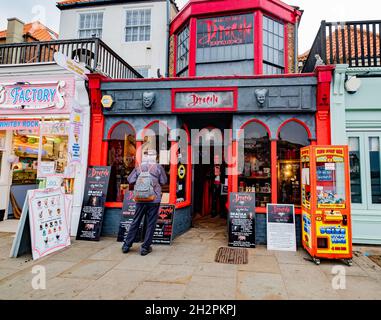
[87,66,332,244]
[0,73,90,235]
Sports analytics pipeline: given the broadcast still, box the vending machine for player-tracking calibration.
[301,146,353,266]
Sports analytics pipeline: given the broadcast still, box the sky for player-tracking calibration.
[0,0,381,53]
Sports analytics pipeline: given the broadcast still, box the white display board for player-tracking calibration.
[266,204,296,252]
[10,188,71,260]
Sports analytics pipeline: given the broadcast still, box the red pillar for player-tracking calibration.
[188,17,197,77]
[88,74,108,166]
[169,141,179,205]
[254,11,263,75]
[315,65,335,146]
[271,140,278,204]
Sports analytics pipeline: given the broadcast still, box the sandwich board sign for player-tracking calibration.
[266,204,296,252]
[10,188,71,260]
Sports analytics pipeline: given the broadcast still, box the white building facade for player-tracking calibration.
[57,0,179,78]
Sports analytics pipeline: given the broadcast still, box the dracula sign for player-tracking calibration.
[197,14,254,48]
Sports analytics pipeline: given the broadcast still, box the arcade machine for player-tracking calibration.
[301,146,353,266]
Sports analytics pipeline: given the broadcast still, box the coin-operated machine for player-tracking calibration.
[301,146,352,266]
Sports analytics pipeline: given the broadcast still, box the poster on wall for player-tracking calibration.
[228,193,256,248]
[76,166,111,241]
[68,105,83,164]
[117,191,144,243]
[267,204,296,252]
[152,205,175,245]
[10,188,71,260]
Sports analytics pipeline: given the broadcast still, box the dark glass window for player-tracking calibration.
[263,16,285,75]
[277,121,310,206]
[239,122,271,208]
[349,137,362,204]
[369,137,381,204]
[176,25,190,76]
[107,123,136,202]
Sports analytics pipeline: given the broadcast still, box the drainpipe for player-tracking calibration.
[294,18,299,73]
[165,0,170,77]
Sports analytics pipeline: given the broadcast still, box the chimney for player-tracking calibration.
[6,18,25,44]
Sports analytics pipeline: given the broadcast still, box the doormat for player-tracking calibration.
[368,255,381,268]
[215,247,248,265]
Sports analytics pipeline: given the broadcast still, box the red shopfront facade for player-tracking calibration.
[86,66,333,243]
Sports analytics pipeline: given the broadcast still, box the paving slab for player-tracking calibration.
[128,281,187,300]
[48,246,102,263]
[194,262,237,278]
[279,263,340,300]
[237,271,288,300]
[148,264,195,284]
[58,259,119,280]
[336,275,381,300]
[114,252,163,272]
[238,255,281,274]
[23,277,95,300]
[184,275,236,300]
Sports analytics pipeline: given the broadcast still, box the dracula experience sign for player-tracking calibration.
[228,193,256,248]
[76,166,111,241]
[197,13,254,48]
[266,204,296,252]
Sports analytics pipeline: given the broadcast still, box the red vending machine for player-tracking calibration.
[301,146,353,266]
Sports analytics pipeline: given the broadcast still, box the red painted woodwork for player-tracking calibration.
[271,140,278,204]
[315,65,335,145]
[254,11,263,75]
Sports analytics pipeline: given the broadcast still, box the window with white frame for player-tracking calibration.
[263,16,285,75]
[125,9,151,42]
[176,25,190,76]
[348,132,381,208]
[78,12,104,39]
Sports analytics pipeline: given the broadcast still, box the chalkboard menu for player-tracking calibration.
[267,204,296,252]
[76,166,111,241]
[117,191,144,243]
[228,193,256,248]
[152,205,175,245]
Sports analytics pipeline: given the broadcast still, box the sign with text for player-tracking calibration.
[152,205,175,245]
[0,119,40,131]
[0,80,74,114]
[197,14,254,48]
[76,166,111,241]
[228,193,256,248]
[267,204,296,252]
[174,89,236,112]
[117,191,144,243]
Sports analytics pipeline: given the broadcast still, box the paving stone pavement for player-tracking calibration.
[0,217,381,300]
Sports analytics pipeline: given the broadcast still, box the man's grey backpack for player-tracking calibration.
[133,165,156,202]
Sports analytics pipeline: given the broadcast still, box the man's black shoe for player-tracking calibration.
[122,245,130,254]
[140,246,153,256]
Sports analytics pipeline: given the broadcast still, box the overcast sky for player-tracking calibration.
[1,0,381,53]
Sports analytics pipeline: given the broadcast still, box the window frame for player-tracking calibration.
[347,131,381,211]
[176,24,190,76]
[262,15,285,75]
[124,8,152,43]
[78,11,104,39]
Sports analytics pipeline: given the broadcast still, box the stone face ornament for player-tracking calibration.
[143,92,156,109]
[254,89,268,108]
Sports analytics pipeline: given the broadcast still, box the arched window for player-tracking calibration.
[107,122,136,202]
[277,120,310,206]
[142,121,170,195]
[239,121,271,208]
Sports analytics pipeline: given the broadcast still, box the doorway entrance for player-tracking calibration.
[180,114,232,224]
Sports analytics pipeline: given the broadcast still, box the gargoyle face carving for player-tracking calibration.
[143,92,155,109]
[255,89,268,107]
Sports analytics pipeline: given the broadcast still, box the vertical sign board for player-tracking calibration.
[267,204,296,252]
[10,188,71,260]
[117,191,144,243]
[152,205,175,245]
[76,166,111,241]
[228,193,256,248]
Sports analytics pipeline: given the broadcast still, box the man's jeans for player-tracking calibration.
[123,203,160,250]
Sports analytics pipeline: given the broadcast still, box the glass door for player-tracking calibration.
[347,131,381,211]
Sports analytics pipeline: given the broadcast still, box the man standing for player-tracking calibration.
[122,150,168,256]
[210,154,227,218]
